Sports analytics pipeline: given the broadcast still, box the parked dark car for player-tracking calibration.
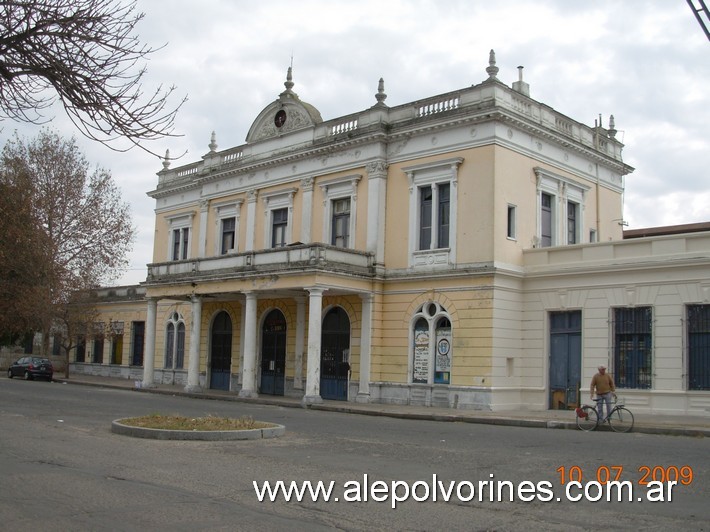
[7,356,53,381]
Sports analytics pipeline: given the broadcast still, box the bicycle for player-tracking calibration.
[575,393,634,433]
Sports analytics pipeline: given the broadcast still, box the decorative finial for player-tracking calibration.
[284,66,294,92]
[162,149,171,170]
[374,78,387,106]
[209,131,218,152]
[608,115,617,139]
[486,49,499,80]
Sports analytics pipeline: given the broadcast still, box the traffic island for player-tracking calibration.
[111,414,285,441]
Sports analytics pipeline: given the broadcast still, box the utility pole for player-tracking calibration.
[687,0,710,41]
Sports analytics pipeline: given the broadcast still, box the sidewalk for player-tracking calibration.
[52,374,710,437]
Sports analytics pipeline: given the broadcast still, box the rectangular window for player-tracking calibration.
[418,184,451,250]
[165,323,174,369]
[176,323,185,370]
[172,227,189,260]
[110,335,123,365]
[271,208,288,248]
[438,184,450,248]
[23,335,33,354]
[221,217,236,254]
[76,335,86,363]
[688,305,710,390]
[541,193,553,247]
[567,201,578,244]
[507,204,517,239]
[613,307,652,389]
[331,198,350,248]
[419,186,432,250]
[589,229,597,243]
[92,337,104,364]
[131,322,145,367]
[172,229,180,260]
[52,334,62,357]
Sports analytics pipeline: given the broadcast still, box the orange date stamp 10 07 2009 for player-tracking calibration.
[556,465,694,486]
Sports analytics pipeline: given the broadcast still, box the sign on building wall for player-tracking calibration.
[413,325,429,383]
[435,326,451,384]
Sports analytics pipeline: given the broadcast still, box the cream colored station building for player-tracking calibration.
[73,52,710,416]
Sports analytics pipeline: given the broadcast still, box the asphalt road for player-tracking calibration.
[0,377,707,531]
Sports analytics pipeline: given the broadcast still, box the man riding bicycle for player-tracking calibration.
[590,365,616,421]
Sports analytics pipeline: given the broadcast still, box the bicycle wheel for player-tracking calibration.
[576,406,598,431]
[608,407,634,433]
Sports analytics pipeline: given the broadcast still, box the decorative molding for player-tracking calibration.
[300,176,314,191]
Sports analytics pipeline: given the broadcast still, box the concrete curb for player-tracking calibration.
[53,378,709,438]
[111,418,286,441]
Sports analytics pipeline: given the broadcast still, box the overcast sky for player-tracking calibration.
[2,0,708,286]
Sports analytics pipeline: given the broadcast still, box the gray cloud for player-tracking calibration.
[2,0,707,285]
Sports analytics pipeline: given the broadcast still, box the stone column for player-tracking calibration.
[302,287,324,405]
[239,292,259,398]
[356,293,373,403]
[185,295,202,393]
[141,298,158,388]
[293,296,306,390]
[237,299,246,385]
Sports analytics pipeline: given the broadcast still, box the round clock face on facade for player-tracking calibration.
[274,109,287,128]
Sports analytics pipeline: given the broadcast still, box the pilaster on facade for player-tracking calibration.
[293,296,306,390]
[198,200,210,258]
[356,292,374,403]
[300,177,314,243]
[245,189,258,252]
[141,298,158,388]
[185,295,203,393]
[366,160,388,269]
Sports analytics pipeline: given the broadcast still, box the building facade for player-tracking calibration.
[71,52,710,416]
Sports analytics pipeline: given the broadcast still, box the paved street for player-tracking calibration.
[1,377,708,531]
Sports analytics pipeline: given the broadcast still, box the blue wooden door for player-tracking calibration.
[320,307,350,401]
[260,309,286,395]
[549,311,582,409]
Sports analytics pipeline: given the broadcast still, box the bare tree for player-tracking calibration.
[1,129,135,370]
[0,0,185,153]
[0,170,49,336]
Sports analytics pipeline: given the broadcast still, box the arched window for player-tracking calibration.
[411,302,452,384]
[165,312,186,370]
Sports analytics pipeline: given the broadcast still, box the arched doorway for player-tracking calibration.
[210,311,232,390]
[320,307,350,401]
[260,309,286,395]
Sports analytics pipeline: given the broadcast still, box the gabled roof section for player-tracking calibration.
[245,67,323,144]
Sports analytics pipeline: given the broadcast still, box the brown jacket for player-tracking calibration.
[590,372,615,396]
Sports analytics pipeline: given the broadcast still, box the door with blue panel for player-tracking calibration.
[320,307,350,401]
[549,311,582,409]
[260,309,286,395]
[210,311,232,391]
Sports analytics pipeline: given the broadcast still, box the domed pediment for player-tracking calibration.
[245,67,323,144]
